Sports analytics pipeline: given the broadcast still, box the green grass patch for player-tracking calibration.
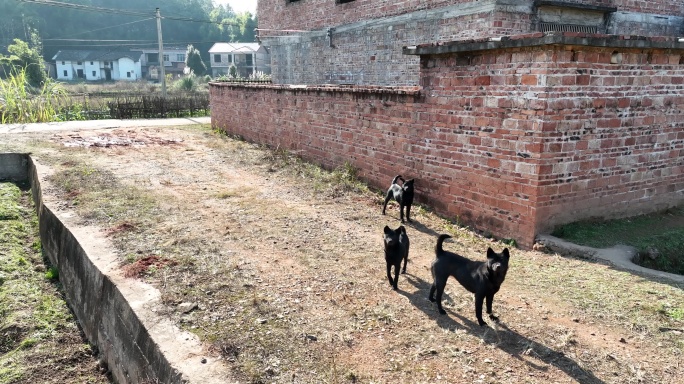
[551,205,684,275]
[0,182,108,383]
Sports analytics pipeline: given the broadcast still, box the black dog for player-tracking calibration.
[383,225,410,290]
[429,234,510,326]
[381,175,415,223]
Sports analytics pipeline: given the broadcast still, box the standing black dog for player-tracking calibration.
[429,234,510,326]
[383,225,410,290]
[381,175,415,223]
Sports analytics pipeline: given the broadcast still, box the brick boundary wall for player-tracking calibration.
[259,0,683,34]
[211,32,684,248]
[260,0,683,86]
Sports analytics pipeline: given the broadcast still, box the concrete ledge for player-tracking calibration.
[210,81,422,97]
[404,31,684,55]
[536,234,684,284]
[0,153,232,383]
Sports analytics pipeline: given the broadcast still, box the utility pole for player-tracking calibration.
[156,8,167,98]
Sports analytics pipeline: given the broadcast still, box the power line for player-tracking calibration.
[50,18,155,39]
[19,0,152,17]
[45,39,158,42]
[19,0,241,27]
[43,40,220,48]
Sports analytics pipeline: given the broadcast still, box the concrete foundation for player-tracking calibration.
[0,153,231,384]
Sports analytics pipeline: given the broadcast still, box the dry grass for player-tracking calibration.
[0,182,110,384]
[2,125,683,383]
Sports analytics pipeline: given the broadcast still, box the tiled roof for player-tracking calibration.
[52,50,143,62]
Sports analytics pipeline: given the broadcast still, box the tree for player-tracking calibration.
[1,37,45,86]
[185,44,206,76]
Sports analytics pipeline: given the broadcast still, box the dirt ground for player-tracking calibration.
[2,125,683,383]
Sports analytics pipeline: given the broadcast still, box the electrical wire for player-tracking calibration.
[43,40,223,47]
[18,0,152,17]
[48,18,155,39]
[19,0,241,27]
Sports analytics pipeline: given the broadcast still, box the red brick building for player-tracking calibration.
[211,1,684,248]
[257,0,683,85]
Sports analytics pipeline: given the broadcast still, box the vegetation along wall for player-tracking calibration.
[210,32,684,248]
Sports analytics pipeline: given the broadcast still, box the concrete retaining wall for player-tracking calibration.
[0,153,230,384]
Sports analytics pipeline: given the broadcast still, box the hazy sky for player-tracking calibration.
[214,0,257,15]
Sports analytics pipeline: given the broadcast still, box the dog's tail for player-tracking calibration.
[435,234,452,255]
[391,175,404,185]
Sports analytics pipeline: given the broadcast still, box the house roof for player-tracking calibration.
[208,42,262,54]
[52,50,143,62]
[139,47,187,54]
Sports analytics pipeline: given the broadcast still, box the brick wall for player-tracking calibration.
[211,33,684,248]
[259,0,683,86]
[259,0,683,33]
[266,2,533,85]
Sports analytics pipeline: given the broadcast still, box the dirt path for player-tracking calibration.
[3,125,683,383]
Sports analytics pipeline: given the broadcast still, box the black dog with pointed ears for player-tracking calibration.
[383,225,410,290]
[429,234,510,326]
[381,175,415,223]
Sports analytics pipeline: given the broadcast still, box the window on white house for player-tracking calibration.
[92,71,96,76]
[77,62,82,65]
[246,54,253,66]
[127,72,131,78]
[90,61,94,65]
[63,70,67,76]
[214,54,221,63]
[61,61,65,65]
[177,54,185,62]
[163,54,170,62]
[227,55,232,63]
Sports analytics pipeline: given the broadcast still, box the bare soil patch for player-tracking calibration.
[2,125,683,383]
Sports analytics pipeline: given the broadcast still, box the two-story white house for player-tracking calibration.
[208,43,270,78]
[138,47,188,81]
[52,50,143,81]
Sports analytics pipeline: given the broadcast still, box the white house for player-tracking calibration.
[208,42,270,78]
[52,50,143,81]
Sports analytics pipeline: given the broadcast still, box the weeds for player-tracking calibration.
[551,205,684,274]
[0,67,68,124]
[0,182,108,383]
[45,267,59,280]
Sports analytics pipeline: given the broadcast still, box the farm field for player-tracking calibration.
[1,124,682,383]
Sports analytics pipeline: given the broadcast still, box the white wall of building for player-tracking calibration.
[85,60,101,81]
[54,55,142,82]
[112,58,141,81]
[55,60,72,80]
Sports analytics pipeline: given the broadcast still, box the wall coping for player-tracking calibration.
[533,0,617,13]
[403,31,684,55]
[209,82,422,96]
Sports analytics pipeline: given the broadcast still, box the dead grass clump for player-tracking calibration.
[123,255,177,278]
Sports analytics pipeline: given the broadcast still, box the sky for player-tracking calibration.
[214,0,257,15]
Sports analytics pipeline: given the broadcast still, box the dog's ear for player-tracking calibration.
[502,248,510,259]
[486,247,496,259]
[397,225,406,233]
[384,225,392,234]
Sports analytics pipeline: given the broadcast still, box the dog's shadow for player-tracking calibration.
[403,218,442,238]
[397,274,606,384]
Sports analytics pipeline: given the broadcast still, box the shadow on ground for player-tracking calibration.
[398,274,606,384]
